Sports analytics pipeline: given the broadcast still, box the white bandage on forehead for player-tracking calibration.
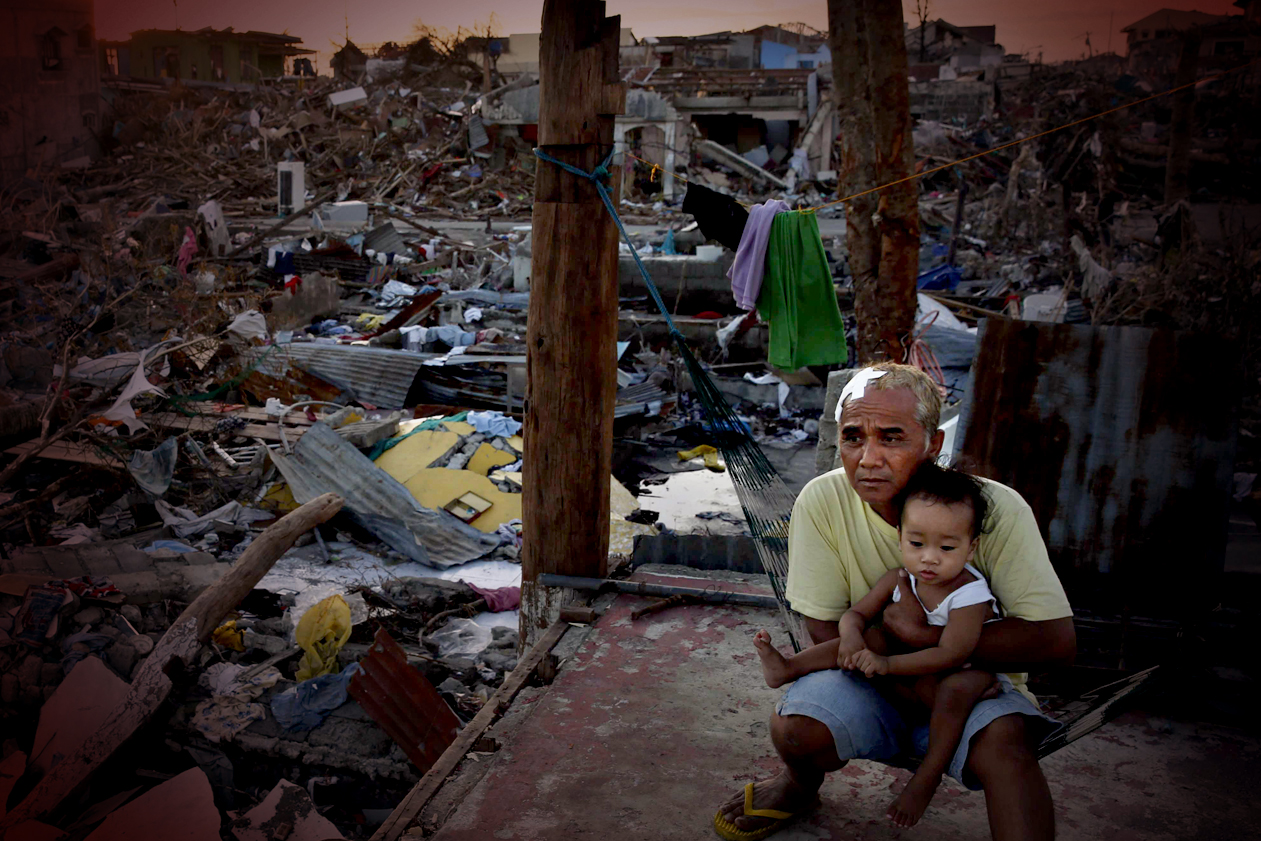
[834,368,887,422]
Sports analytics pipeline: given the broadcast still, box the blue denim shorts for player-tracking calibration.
[775,670,1062,790]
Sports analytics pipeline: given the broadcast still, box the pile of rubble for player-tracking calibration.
[2,36,1258,836]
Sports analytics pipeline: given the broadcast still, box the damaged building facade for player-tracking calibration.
[100,27,314,84]
[0,0,102,183]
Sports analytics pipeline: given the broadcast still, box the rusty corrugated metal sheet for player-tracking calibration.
[349,627,461,773]
[957,319,1237,618]
[252,344,430,409]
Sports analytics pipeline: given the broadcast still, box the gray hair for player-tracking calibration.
[838,362,942,438]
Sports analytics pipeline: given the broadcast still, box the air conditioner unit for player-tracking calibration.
[277,161,305,214]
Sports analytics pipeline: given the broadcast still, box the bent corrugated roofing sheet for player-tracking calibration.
[253,344,431,409]
[268,422,499,568]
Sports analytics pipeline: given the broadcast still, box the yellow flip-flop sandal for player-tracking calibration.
[712,782,798,841]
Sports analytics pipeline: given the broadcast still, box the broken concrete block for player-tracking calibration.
[106,641,138,678]
[321,200,368,224]
[328,86,367,110]
[32,656,130,775]
[73,606,104,626]
[120,604,142,625]
[84,767,220,841]
[335,413,403,450]
[230,779,345,841]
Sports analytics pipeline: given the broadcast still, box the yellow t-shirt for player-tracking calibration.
[784,467,1072,700]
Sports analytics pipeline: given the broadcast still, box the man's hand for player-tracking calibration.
[880,570,939,650]
[837,628,866,670]
[851,649,889,677]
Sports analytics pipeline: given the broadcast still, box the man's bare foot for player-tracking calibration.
[753,630,794,688]
[887,770,941,827]
[717,771,817,834]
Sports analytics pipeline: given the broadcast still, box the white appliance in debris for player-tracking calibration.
[277,161,305,214]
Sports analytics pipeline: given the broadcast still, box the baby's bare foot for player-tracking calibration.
[887,771,941,827]
[753,629,792,688]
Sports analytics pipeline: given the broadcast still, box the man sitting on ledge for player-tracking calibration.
[714,362,1076,840]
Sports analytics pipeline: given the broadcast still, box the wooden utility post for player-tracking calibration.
[520,0,625,645]
[830,0,919,362]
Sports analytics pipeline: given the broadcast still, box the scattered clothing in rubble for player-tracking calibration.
[469,584,521,612]
[128,436,179,497]
[682,183,749,252]
[156,499,271,539]
[399,324,477,351]
[60,630,112,673]
[728,200,791,311]
[379,280,421,308]
[496,519,523,547]
[757,212,848,369]
[270,663,360,732]
[192,663,283,743]
[226,310,268,342]
[61,575,123,601]
[466,410,522,438]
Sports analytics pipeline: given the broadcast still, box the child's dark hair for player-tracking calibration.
[895,462,990,539]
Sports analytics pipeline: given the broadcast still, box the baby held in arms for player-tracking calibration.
[755,464,1003,827]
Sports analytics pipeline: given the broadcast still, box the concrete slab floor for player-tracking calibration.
[429,575,1261,841]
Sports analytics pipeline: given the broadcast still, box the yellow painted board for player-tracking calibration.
[374,430,460,485]
[490,471,523,487]
[507,435,524,453]
[467,443,517,476]
[403,468,523,533]
[442,421,476,436]
[261,482,299,513]
[609,476,639,520]
[610,517,655,557]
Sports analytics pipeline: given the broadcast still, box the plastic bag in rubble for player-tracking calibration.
[427,617,492,658]
[289,585,367,639]
[294,594,353,682]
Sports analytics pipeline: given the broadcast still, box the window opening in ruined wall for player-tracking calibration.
[42,29,65,71]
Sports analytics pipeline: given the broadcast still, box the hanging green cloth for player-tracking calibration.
[756,211,847,369]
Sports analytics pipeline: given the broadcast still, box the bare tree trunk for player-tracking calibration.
[1165,28,1200,204]
[829,0,879,362]
[865,0,920,362]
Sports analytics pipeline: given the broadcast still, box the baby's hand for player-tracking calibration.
[837,634,865,670]
[852,649,889,677]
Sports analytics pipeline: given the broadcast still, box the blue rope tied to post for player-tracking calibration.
[533,148,684,342]
[534,146,803,649]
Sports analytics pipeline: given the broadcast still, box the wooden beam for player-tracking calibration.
[2,440,125,468]
[0,493,345,829]
[520,0,626,644]
[147,412,309,443]
[370,621,570,841]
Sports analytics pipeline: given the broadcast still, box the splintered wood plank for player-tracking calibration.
[3,440,125,468]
